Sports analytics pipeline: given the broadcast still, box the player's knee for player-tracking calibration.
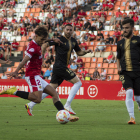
[36,99,41,103]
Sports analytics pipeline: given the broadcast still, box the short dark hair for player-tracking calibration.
[122,18,134,27]
[65,24,73,28]
[35,26,48,37]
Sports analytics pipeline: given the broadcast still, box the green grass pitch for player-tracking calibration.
[0,98,139,140]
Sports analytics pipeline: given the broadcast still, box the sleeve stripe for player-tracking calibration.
[26,52,32,58]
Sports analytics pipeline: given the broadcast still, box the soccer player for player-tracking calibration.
[117,18,140,124]
[0,26,79,122]
[26,24,93,115]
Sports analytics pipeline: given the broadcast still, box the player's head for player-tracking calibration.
[64,24,73,39]
[34,26,48,46]
[122,18,134,38]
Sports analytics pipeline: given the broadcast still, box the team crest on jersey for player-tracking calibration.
[39,86,42,89]
[73,42,76,46]
[70,72,74,76]
[29,48,35,52]
[64,42,66,45]
[132,40,137,44]
[120,44,122,47]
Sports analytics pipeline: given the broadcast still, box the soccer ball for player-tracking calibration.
[56,110,70,124]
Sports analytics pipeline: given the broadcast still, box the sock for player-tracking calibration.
[134,96,140,107]
[14,91,29,99]
[54,101,64,111]
[28,93,49,108]
[65,81,82,107]
[125,89,135,119]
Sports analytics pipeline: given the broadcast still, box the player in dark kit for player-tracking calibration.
[117,18,140,124]
[26,24,93,115]
[0,26,79,122]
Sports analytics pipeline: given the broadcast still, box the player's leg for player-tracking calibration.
[64,68,82,115]
[120,72,135,124]
[43,84,79,122]
[133,73,140,112]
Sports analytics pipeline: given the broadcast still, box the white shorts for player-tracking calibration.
[25,75,49,92]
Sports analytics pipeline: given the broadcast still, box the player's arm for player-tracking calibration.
[7,55,30,79]
[117,43,121,73]
[42,38,63,54]
[74,40,93,56]
[0,59,12,64]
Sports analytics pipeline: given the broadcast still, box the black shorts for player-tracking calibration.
[50,67,76,86]
[119,71,140,95]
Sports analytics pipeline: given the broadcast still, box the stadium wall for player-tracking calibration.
[0,80,126,100]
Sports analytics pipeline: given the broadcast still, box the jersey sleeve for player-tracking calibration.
[117,43,121,59]
[74,41,81,52]
[26,44,36,58]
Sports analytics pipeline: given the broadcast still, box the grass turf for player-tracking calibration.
[0,98,139,140]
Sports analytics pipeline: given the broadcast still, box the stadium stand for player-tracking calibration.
[0,0,140,81]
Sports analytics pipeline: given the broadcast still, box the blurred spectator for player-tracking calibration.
[83,19,91,30]
[11,39,19,51]
[129,0,137,10]
[0,20,4,31]
[48,72,53,80]
[113,28,121,45]
[85,73,92,80]
[11,16,17,24]
[94,39,106,57]
[71,51,77,61]
[93,67,100,80]
[100,68,106,81]
[80,68,88,77]
[105,34,114,44]
[108,1,114,10]
[70,61,77,72]
[80,39,88,51]
[1,72,7,79]
[56,10,63,24]
[13,26,19,36]
[0,49,4,60]
[71,1,77,14]
[76,56,84,68]
[104,51,115,63]
[20,25,27,36]
[133,27,139,35]
[91,20,98,31]
[116,8,122,17]
[102,1,108,11]
[133,13,139,24]
[0,35,2,45]
[48,29,54,39]
[97,30,104,41]
[50,15,58,27]
[8,5,16,17]
[98,19,104,30]
[53,30,60,38]
[91,1,99,11]
[28,0,36,8]
[55,24,63,34]
[100,13,105,23]
[43,56,51,68]
[88,31,96,41]
[82,29,91,41]
[43,67,52,79]
[79,73,85,80]
[107,76,111,81]
[122,9,128,18]
[78,9,87,21]
[109,12,115,26]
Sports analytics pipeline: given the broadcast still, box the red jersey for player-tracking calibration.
[3,18,7,24]
[36,19,40,23]
[114,31,121,39]
[12,42,19,49]
[133,16,138,22]
[21,27,26,35]
[25,40,42,76]
[116,11,122,17]
[11,19,16,24]
[10,1,15,6]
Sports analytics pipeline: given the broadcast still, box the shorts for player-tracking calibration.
[25,75,49,92]
[95,48,104,51]
[119,71,140,95]
[50,67,76,86]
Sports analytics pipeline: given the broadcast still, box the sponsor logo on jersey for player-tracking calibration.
[29,48,35,52]
[132,40,137,44]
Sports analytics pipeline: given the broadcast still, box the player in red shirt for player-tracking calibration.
[0,26,79,122]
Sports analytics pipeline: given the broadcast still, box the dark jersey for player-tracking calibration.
[117,35,140,71]
[50,36,81,69]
